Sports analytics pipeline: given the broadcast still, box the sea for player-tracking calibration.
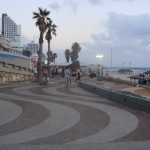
[85,64,150,75]
[107,67,150,75]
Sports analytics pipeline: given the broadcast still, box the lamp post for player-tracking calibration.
[96,54,104,76]
[129,61,131,74]
[122,62,124,68]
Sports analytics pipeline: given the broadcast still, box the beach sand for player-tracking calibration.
[83,72,150,100]
[103,69,134,81]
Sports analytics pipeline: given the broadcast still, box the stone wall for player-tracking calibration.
[78,81,150,113]
[0,63,34,83]
[0,51,34,83]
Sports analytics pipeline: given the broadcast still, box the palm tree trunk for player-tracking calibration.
[47,40,51,76]
[37,33,43,82]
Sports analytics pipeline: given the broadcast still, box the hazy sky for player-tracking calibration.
[1,0,150,67]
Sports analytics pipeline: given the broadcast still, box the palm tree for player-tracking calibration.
[33,7,50,82]
[45,18,57,74]
[52,53,57,64]
[47,50,53,63]
[70,42,81,63]
[65,49,71,63]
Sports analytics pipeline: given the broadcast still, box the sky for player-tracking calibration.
[1,0,150,68]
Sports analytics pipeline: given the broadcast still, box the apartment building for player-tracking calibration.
[27,40,39,54]
[1,13,21,50]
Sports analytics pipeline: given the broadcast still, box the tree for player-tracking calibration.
[47,50,53,63]
[52,53,57,64]
[70,42,81,63]
[33,7,50,82]
[45,18,57,74]
[65,49,71,63]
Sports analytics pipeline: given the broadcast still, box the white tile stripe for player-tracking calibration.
[68,100,139,143]
[0,100,80,144]
[0,83,139,144]
[0,100,22,126]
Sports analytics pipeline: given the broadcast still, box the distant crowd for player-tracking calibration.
[34,65,83,85]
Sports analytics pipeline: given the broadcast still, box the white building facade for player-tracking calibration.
[27,40,39,54]
[1,13,21,50]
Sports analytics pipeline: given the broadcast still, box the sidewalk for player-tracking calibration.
[0,78,149,150]
[81,76,150,100]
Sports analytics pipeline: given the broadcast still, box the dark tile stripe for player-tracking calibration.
[24,100,110,145]
[0,99,49,136]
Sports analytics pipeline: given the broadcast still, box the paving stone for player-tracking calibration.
[0,77,149,150]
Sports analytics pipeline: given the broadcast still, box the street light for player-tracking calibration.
[96,53,104,76]
[129,61,131,68]
[129,61,132,74]
[122,62,124,68]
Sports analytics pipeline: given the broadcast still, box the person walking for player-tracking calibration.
[75,67,81,81]
[42,68,49,85]
[34,66,37,78]
[68,67,72,84]
[64,66,71,88]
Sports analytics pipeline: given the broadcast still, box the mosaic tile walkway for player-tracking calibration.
[0,78,149,150]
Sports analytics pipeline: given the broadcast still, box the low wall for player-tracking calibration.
[97,75,137,86]
[78,81,150,113]
[0,51,30,69]
[0,51,34,83]
[0,63,34,83]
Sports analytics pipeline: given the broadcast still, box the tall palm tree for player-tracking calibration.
[52,53,57,64]
[45,18,57,74]
[33,7,50,82]
[47,50,53,63]
[65,49,71,63]
[71,42,81,63]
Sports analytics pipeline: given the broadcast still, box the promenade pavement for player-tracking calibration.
[82,76,150,100]
[0,77,149,150]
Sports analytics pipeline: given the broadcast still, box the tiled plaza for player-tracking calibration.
[0,78,149,150]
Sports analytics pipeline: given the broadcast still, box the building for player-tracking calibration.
[0,15,34,83]
[26,40,39,54]
[26,40,38,67]
[0,17,1,35]
[0,35,11,51]
[26,40,46,67]
[1,13,21,51]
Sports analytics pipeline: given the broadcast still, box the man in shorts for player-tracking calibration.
[64,66,71,87]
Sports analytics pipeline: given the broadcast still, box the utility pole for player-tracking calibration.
[111,49,113,68]
[111,50,113,77]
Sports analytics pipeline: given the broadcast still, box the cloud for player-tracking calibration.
[112,0,134,1]
[48,0,78,12]
[48,2,61,11]
[63,0,78,12]
[105,12,150,54]
[81,12,150,67]
[87,0,103,5]
[87,0,134,5]
[48,0,103,13]
[107,12,150,38]
[99,12,150,46]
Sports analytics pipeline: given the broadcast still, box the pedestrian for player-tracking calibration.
[64,66,71,88]
[61,68,65,78]
[42,68,49,85]
[34,66,37,78]
[52,68,55,77]
[75,67,81,81]
[68,67,72,84]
